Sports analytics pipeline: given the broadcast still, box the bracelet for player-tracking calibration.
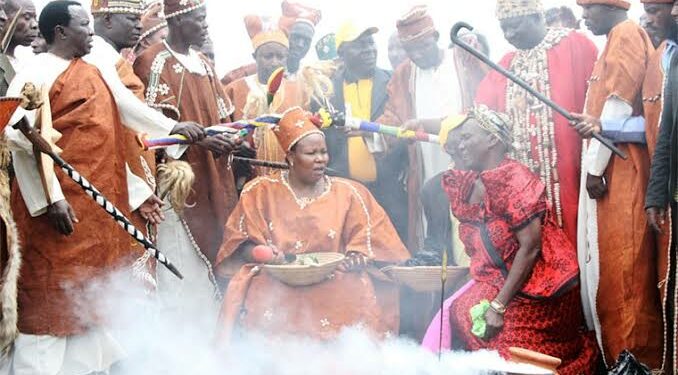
[490,299,507,315]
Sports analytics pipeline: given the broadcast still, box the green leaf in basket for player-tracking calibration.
[296,254,320,266]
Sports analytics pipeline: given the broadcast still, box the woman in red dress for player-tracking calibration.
[442,106,598,375]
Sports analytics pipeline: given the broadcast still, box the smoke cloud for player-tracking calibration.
[71,269,553,375]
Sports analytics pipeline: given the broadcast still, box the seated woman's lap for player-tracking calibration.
[449,281,597,374]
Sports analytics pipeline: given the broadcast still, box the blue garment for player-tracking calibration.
[601,116,646,144]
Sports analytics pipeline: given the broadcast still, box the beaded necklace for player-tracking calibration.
[506,27,569,227]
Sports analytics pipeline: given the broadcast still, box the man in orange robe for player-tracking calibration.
[224,15,294,174]
[92,0,165,287]
[134,0,237,312]
[1,1,203,372]
[574,0,661,368]
[216,107,409,342]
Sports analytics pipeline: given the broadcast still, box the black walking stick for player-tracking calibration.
[3,93,184,280]
[450,22,627,160]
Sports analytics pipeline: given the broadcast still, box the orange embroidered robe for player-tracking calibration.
[216,173,409,342]
[585,20,662,367]
[133,43,237,264]
[11,59,131,335]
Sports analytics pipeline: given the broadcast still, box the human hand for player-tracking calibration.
[47,199,79,235]
[338,251,370,272]
[458,33,482,65]
[235,141,256,158]
[171,122,205,143]
[570,113,601,139]
[483,308,504,340]
[197,133,241,156]
[344,127,364,137]
[586,173,607,200]
[402,119,422,132]
[139,194,165,225]
[646,206,667,234]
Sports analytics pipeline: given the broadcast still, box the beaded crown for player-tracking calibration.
[496,0,544,20]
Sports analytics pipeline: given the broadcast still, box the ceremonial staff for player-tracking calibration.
[232,156,288,170]
[322,105,440,144]
[2,93,184,280]
[438,249,448,361]
[450,21,627,160]
[138,108,441,149]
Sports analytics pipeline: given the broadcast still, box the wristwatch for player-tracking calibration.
[490,299,507,315]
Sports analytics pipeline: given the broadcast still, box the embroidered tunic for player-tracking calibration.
[133,42,237,263]
[216,172,409,341]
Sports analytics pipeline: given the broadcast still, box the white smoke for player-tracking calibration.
[78,269,551,375]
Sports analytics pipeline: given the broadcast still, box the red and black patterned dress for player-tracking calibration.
[443,159,598,375]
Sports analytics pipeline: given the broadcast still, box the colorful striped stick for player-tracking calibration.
[139,128,248,150]
[326,108,440,144]
[137,116,281,150]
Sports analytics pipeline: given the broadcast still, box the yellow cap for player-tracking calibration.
[439,114,469,146]
[335,20,378,50]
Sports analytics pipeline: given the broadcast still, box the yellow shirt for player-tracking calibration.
[343,80,377,182]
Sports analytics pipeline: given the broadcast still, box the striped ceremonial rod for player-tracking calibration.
[139,111,440,151]
[139,129,249,150]
[14,119,184,279]
[345,118,439,143]
[233,156,288,170]
[324,108,440,144]
[137,116,281,150]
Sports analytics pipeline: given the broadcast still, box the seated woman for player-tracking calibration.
[424,106,597,375]
[216,107,409,342]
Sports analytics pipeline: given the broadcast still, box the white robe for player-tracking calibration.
[413,49,461,182]
[152,43,220,329]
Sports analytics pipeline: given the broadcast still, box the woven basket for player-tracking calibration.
[384,266,469,293]
[263,252,345,287]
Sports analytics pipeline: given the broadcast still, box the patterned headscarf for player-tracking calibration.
[468,105,513,148]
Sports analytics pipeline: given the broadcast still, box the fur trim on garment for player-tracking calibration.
[0,197,21,355]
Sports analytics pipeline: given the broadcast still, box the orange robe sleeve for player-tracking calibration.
[224,78,249,122]
[587,20,653,116]
[215,178,269,275]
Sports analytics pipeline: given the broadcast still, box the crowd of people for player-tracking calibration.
[0,0,674,374]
